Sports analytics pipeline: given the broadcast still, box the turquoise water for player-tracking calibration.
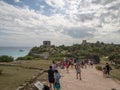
[0,47,32,59]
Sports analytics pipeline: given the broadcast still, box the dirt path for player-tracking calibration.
[59,66,120,90]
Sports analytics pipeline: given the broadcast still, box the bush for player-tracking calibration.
[96,65,102,71]
[93,55,100,64]
[87,54,100,64]
[16,56,33,60]
[114,65,120,69]
[0,70,3,75]
[50,56,64,61]
[0,55,14,62]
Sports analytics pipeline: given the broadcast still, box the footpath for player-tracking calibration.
[59,67,120,90]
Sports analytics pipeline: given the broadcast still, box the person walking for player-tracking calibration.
[54,70,61,90]
[102,66,107,78]
[75,61,82,80]
[48,66,55,90]
[66,59,70,73]
[105,63,112,77]
[52,61,57,71]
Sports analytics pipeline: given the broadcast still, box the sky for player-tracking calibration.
[0,0,120,46]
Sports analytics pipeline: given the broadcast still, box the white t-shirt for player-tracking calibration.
[52,64,57,70]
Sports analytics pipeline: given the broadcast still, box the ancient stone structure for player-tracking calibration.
[43,41,51,47]
[82,40,87,45]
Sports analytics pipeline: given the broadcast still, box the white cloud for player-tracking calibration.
[14,0,21,3]
[0,0,120,46]
[45,0,65,9]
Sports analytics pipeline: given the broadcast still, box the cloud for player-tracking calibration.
[62,26,95,38]
[0,0,120,46]
[14,0,21,3]
[45,0,65,9]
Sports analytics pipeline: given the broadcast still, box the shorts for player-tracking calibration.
[49,78,55,83]
[76,71,81,74]
[106,70,110,75]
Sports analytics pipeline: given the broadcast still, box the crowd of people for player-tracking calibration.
[47,57,95,90]
[47,57,112,90]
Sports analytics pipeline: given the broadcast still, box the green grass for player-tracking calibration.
[0,60,52,90]
[0,66,39,90]
[110,69,120,80]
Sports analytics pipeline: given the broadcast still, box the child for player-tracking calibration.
[54,70,61,90]
[102,66,107,78]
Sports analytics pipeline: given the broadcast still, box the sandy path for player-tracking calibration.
[59,66,120,90]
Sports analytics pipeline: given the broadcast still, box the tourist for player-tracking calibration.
[70,58,74,69]
[84,59,87,69]
[88,59,91,67]
[52,61,57,71]
[89,59,94,68]
[74,58,79,68]
[60,60,64,69]
[54,70,61,90]
[63,57,67,69]
[81,59,87,69]
[105,63,112,77]
[48,66,55,90]
[66,59,70,73]
[102,66,107,78]
[75,61,82,80]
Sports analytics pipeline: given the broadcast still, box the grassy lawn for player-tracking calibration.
[4,60,52,69]
[0,60,52,90]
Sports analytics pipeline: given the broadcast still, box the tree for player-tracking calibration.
[0,55,14,62]
[108,54,120,65]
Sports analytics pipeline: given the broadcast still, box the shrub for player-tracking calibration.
[50,56,64,61]
[87,54,100,64]
[16,56,33,60]
[0,70,3,74]
[93,55,100,64]
[114,65,120,69]
[0,55,14,62]
[96,65,102,71]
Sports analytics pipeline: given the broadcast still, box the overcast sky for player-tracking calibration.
[0,0,120,46]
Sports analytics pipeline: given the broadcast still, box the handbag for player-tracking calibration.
[54,83,60,89]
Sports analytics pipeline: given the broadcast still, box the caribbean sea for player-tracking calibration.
[0,47,32,59]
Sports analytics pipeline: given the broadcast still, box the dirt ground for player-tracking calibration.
[59,66,120,90]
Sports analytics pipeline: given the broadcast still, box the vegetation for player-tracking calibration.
[108,53,120,65]
[96,57,120,81]
[16,41,120,81]
[95,65,102,71]
[16,56,33,60]
[0,70,3,75]
[111,69,120,80]
[0,55,14,62]
[0,60,51,90]
[28,41,120,64]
